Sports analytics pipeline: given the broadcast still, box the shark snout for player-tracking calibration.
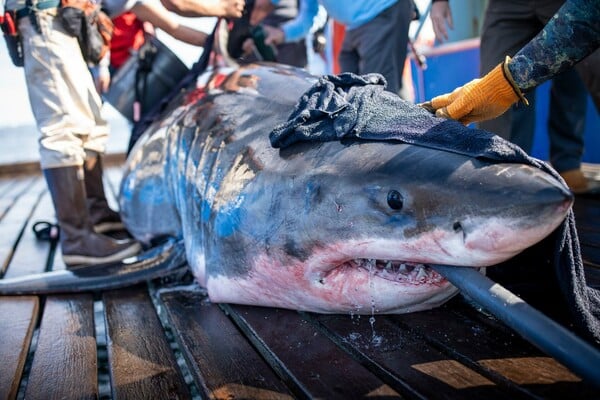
[448,172,573,264]
[557,189,575,213]
[490,165,574,221]
[537,171,574,208]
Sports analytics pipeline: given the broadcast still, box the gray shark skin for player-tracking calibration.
[116,62,573,314]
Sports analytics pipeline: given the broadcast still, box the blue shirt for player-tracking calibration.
[272,0,399,42]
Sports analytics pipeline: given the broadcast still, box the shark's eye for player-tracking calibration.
[387,190,403,210]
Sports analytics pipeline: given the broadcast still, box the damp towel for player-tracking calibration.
[270,73,600,348]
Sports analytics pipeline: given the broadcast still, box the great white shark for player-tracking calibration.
[0,59,573,314]
[116,59,572,314]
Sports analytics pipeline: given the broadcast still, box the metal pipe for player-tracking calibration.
[411,1,431,42]
[432,264,600,386]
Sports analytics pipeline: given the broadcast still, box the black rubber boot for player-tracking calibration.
[43,165,141,268]
[83,153,126,234]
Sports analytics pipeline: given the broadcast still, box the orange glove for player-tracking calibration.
[427,56,528,125]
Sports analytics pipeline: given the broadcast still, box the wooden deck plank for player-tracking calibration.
[0,297,39,400]
[313,310,529,400]
[581,246,600,270]
[24,294,98,400]
[579,229,600,247]
[6,190,60,276]
[0,175,36,219]
[584,268,600,291]
[390,299,600,399]
[0,178,13,200]
[572,195,600,286]
[0,176,44,277]
[573,194,600,218]
[226,304,402,399]
[0,176,51,400]
[103,285,191,399]
[578,223,600,241]
[159,289,294,400]
[573,197,600,252]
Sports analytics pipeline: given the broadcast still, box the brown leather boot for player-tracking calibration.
[559,168,600,194]
[83,153,125,233]
[43,166,141,268]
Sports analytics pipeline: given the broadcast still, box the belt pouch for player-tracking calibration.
[1,11,24,67]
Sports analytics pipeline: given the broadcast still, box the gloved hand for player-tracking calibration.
[426,56,528,125]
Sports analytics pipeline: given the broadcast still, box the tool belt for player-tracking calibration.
[2,0,112,67]
[1,10,22,66]
[1,0,60,67]
[58,0,114,65]
[15,0,60,19]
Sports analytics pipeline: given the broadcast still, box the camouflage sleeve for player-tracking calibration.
[508,0,600,91]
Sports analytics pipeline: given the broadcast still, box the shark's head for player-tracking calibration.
[204,139,573,314]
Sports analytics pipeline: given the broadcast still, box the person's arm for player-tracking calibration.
[159,0,245,18]
[132,1,207,46]
[93,53,111,94]
[426,0,600,125]
[430,0,453,43]
[259,0,319,45]
[509,0,600,91]
[250,0,274,25]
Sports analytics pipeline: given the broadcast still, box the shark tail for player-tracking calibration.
[0,238,187,295]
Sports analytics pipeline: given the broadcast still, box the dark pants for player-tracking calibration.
[274,41,307,68]
[339,0,413,95]
[576,48,600,112]
[479,0,589,172]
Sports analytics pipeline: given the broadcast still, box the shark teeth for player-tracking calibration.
[354,259,445,285]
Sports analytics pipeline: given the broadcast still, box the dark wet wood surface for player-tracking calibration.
[24,294,98,400]
[0,167,599,399]
[0,297,38,400]
[160,290,294,399]
[103,286,190,399]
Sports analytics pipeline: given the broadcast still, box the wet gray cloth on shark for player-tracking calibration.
[270,72,600,348]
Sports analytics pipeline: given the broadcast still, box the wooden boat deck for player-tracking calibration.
[0,162,599,399]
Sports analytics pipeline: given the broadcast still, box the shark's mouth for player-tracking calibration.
[333,259,447,286]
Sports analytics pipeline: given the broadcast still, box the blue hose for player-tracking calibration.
[432,264,600,387]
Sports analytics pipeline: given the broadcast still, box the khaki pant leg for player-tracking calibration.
[19,10,109,169]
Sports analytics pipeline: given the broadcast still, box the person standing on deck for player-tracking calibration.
[252,0,414,96]
[2,0,245,268]
[429,0,600,194]
[3,0,144,267]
